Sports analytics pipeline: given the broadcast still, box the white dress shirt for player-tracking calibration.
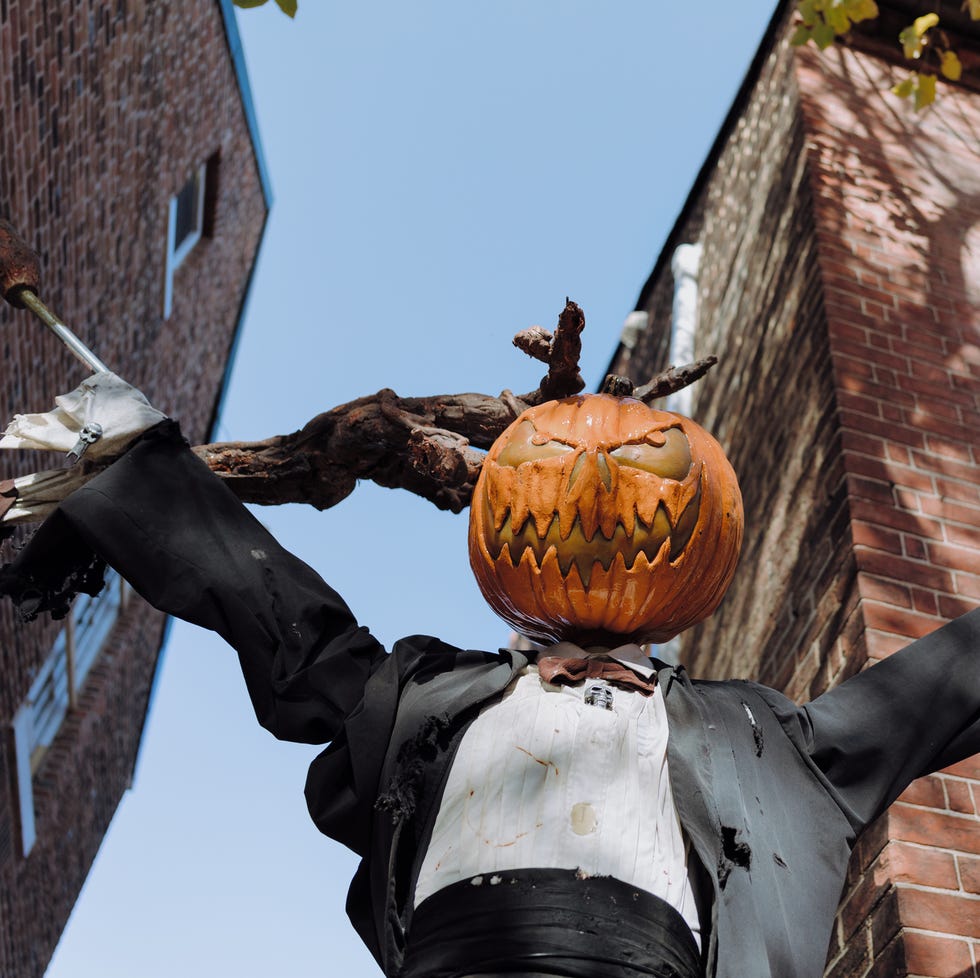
[414,643,702,949]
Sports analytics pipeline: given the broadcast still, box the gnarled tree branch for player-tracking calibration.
[634,355,718,403]
[192,302,716,513]
[193,390,515,513]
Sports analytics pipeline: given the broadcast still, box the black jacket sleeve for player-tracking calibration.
[759,609,980,831]
[1,421,388,745]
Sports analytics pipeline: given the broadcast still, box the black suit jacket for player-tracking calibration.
[5,423,979,978]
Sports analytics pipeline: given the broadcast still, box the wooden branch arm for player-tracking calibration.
[195,300,589,513]
[189,306,718,515]
[193,389,527,513]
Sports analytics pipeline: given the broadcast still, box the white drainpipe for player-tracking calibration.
[666,242,702,416]
[618,310,649,355]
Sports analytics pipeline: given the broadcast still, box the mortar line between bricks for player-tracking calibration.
[893,800,980,821]
[892,839,979,856]
[894,883,980,899]
[901,925,980,940]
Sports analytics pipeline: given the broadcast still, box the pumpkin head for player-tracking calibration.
[468,394,743,646]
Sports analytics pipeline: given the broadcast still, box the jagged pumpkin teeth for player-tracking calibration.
[670,482,701,558]
[469,393,743,646]
[532,511,552,538]
[556,545,576,580]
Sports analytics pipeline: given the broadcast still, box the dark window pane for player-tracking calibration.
[174,171,201,248]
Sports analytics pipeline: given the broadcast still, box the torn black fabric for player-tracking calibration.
[717,826,752,890]
[376,712,453,822]
[0,481,124,620]
[0,421,181,619]
[0,533,106,621]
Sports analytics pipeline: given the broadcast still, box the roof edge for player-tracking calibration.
[217,0,275,208]
[633,0,794,312]
[604,0,794,382]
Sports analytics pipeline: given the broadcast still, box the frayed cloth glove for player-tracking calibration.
[0,467,104,525]
[0,372,166,457]
[0,372,167,525]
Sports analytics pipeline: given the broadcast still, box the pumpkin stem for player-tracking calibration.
[515,298,586,406]
[600,374,635,397]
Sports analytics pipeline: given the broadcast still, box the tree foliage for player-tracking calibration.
[792,0,978,108]
[236,1,978,110]
[232,0,297,18]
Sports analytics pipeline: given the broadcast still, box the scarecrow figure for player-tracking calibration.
[0,241,976,978]
[1,371,976,978]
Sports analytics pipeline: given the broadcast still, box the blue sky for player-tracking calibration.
[46,3,779,975]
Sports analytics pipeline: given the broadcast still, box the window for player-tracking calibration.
[11,571,129,855]
[163,154,218,319]
[172,170,206,262]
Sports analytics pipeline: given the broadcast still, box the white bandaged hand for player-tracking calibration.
[0,468,100,524]
[0,372,168,525]
[0,372,166,459]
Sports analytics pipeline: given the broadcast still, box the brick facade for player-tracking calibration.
[0,2,267,975]
[610,3,980,975]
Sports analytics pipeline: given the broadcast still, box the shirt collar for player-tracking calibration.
[545,641,657,680]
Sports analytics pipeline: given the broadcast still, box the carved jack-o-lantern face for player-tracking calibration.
[468,394,743,646]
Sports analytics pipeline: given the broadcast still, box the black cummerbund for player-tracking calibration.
[401,868,702,978]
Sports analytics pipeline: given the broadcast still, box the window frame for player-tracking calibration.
[163,162,209,320]
[11,572,129,855]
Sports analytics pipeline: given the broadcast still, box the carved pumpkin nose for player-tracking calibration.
[567,450,613,495]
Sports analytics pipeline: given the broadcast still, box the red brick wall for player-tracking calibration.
[616,16,862,701]
[797,40,980,978]
[0,1,267,975]
[611,7,979,976]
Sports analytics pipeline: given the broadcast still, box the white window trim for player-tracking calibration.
[163,163,208,320]
[12,705,36,856]
[10,572,126,856]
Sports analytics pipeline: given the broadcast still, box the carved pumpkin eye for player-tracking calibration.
[609,427,692,480]
[495,420,575,467]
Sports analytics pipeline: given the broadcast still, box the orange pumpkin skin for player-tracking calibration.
[468,394,743,646]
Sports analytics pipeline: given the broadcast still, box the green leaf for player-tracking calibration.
[233,0,297,13]
[899,25,924,59]
[912,12,939,35]
[798,0,818,26]
[847,0,879,23]
[899,12,939,59]
[813,20,837,48]
[914,72,937,109]
[940,49,962,80]
[891,75,915,99]
[826,4,851,34]
[790,24,813,46]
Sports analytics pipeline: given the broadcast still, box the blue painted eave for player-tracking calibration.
[217,0,275,208]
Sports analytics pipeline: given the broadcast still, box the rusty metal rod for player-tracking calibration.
[0,220,109,374]
[8,287,109,374]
